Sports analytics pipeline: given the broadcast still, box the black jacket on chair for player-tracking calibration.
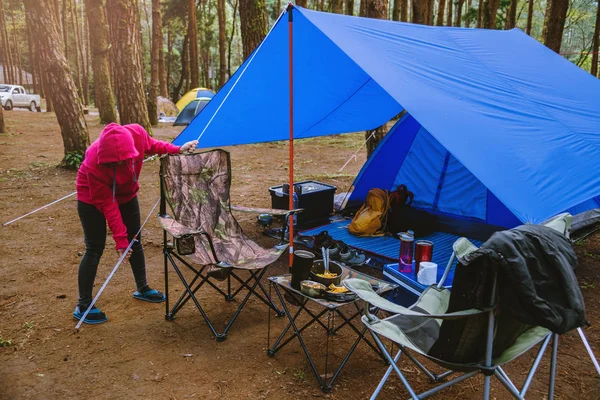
[464,224,587,334]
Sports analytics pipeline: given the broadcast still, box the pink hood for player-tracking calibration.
[97,123,140,164]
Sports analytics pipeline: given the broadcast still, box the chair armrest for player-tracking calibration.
[231,205,303,216]
[158,215,202,238]
[344,279,486,320]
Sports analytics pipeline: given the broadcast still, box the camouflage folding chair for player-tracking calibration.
[159,150,299,341]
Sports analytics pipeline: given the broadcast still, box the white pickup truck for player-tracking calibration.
[0,84,41,111]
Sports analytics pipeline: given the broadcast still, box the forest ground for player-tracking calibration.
[0,111,599,399]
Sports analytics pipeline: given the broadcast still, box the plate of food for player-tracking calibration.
[325,282,357,302]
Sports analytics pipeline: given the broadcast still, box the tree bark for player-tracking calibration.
[62,0,69,60]
[0,0,13,83]
[591,0,600,77]
[437,0,446,25]
[227,0,239,78]
[455,0,464,26]
[0,104,4,132]
[188,0,200,88]
[476,0,483,27]
[345,0,354,15]
[412,0,429,24]
[362,0,389,158]
[392,0,401,20]
[23,0,89,159]
[9,0,23,85]
[296,0,307,7]
[330,0,343,13]
[506,0,517,29]
[148,0,162,126]
[526,0,534,34]
[82,1,91,106]
[173,33,189,103]
[483,0,500,29]
[217,0,227,88]
[446,0,453,26]
[156,6,167,97]
[542,0,569,53]
[239,0,267,60]
[107,0,151,131]
[85,0,116,124]
[166,20,173,92]
[70,0,84,103]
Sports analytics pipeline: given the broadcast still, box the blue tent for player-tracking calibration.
[174,6,600,227]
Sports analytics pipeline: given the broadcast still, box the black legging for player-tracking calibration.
[77,196,147,308]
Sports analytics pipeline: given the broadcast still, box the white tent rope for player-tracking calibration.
[2,155,160,226]
[338,130,376,173]
[75,198,160,332]
[193,9,286,143]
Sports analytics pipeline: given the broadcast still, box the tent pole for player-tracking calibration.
[287,3,294,269]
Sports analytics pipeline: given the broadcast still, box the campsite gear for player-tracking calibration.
[257,213,274,227]
[73,305,108,325]
[291,250,315,289]
[300,280,326,298]
[270,181,336,229]
[348,188,391,237]
[325,288,357,302]
[310,260,342,286]
[175,234,195,255]
[76,123,180,250]
[3,191,76,226]
[340,247,366,266]
[133,288,166,303]
[463,225,586,334]
[174,5,600,243]
[75,198,158,332]
[179,140,198,153]
[414,240,433,274]
[267,268,398,392]
[175,87,215,111]
[322,247,329,274]
[173,98,211,126]
[416,261,437,286]
[398,231,414,273]
[159,150,293,341]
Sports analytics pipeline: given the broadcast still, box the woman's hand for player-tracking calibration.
[117,248,132,262]
[180,140,198,154]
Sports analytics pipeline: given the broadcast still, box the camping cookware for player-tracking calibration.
[291,250,316,289]
[310,260,343,286]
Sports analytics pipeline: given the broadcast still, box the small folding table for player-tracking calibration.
[266,267,398,392]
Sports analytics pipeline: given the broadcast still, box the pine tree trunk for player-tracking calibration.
[455,0,464,26]
[106,0,151,131]
[70,0,84,103]
[27,22,37,94]
[198,0,210,88]
[188,0,200,88]
[526,0,534,34]
[85,0,116,124]
[82,1,91,106]
[0,104,4,132]
[506,0,517,29]
[227,0,239,77]
[446,0,453,26]
[591,0,600,77]
[362,0,388,158]
[483,0,500,28]
[345,0,354,15]
[166,20,173,92]
[331,0,343,13]
[148,0,162,126]
[217,0,227,88]
[23,0,89,159]
[392,0,401,20]
[412,0,428,24]
[437,0,446,25]
[173,33,189,103]
[239,0,267,60]
[0,0,15,83]
[10,0,23,85]
[296,0,307,7]
[62,0,69,60]
[156,4,167,97]
[542,0,569,53]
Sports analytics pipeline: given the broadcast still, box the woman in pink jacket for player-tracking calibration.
[74,123,197,324]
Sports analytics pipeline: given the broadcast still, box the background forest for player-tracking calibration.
[0,0,599,163]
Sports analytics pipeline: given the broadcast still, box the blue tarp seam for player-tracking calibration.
[433,151,451,210]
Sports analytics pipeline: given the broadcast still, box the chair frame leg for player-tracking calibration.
[163,248,279,341]
[548,333,558,400]
[370,350,402,400]
[577,327,600,376]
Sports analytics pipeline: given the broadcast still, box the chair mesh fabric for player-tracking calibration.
[161,150,286,270]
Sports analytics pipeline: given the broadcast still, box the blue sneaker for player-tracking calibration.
[73,305,108,325]
[133,287,166,303]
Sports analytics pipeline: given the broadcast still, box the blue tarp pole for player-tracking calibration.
[287,3,295,268]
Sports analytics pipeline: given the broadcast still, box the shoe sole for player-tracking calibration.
[133,293,166,303]
[73,313,108,325]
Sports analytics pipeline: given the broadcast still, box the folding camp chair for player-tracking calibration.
[159,150,301,341]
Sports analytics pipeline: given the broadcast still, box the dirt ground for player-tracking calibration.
[0,110,599,399]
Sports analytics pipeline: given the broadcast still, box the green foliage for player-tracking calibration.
[0,337,13,347]
[62,151,84,170]
[23,321,34,330]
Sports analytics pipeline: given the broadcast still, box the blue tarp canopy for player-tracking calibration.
[174,6,600,226]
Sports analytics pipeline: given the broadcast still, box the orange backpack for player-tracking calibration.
[348,188,391,237]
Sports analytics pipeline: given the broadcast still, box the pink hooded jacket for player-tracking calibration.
[76,123,180,249]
